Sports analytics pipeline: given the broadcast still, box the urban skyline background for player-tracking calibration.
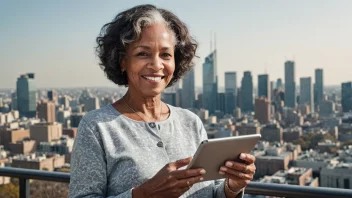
[1,1,352,196]
[1,0,352,89]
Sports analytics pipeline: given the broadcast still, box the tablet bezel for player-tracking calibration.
[186,134,261,181]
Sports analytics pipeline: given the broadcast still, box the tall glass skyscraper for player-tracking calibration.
[284,61,296,108]
[300,77,314,112]
[225,72,237,114]
[11,92,17,110]
[341,82,352,113]
[276,78,283,90]
[314,68,324,105]
[203,50,218,114]
[16,73,37,118]
[181,68,195,109]
[241,71,253,112]
[217,93,226,113]
[258,74,270,101]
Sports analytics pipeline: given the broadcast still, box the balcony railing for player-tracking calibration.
[1,167,352,198]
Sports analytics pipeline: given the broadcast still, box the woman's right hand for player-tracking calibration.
[132,157,206,198]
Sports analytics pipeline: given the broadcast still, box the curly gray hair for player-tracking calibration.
[96,4,197,87]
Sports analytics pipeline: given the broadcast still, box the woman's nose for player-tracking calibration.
[148,56,164,71]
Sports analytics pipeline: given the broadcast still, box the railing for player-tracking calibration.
[1,167,352,198]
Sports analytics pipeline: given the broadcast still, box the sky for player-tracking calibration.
[1,0,351,89]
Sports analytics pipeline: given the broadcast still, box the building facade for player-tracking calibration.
[181,68,195,109]
[300,77,314,113]
[225,72,237,114]
[258,74,270,101]
[37,101,56,123]
[261,123,283,143]
[314,69,324,105]
[30,122,62,143]
[16,73,36,118]
[255,98,271,124]
[203,50,218,114]
[241,71,254,112]
[284,61,296,108]
[341,82,352,112]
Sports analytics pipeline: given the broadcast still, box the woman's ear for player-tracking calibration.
[120,57,126,72]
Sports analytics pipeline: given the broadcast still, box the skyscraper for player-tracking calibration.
[241,71,253,112]
[203,50,218,114]
[237,88,242,109]
[195,93,203,109]
[314,69,324,105]
[300,77,314,112]
[181,68,195,109]
[276,78,283,90]
[284,61,296,108]
[270,81,275,98]
[258,74,270,101]
[16,73,37,118]
[11,92,17,110]
[225,72,237,114]
[217,93,226,113]
[341,82,352,113]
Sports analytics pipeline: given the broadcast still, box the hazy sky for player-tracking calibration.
[1,0,351,89]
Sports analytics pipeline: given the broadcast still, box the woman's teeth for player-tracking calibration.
[143,76,162,82]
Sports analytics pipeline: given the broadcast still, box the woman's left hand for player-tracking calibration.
[219,153,256,195]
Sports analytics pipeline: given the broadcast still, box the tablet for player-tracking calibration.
[186,134,261,181]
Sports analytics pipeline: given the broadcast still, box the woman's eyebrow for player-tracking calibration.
[133,45,173,51]
[133,45,150,50]
[160,47,172,50]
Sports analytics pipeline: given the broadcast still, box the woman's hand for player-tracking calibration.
[219,153,256,196]
[133,157,206,198]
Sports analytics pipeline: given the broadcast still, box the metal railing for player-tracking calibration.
[1,167,352,198]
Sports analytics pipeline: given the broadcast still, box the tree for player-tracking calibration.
[0,178,19,198]
[30,180,69,198]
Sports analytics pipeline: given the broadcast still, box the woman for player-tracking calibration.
[69,4,256,198]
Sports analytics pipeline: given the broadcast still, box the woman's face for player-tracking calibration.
[121,23,176,97]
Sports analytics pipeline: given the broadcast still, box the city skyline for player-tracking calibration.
[1,1,352,89]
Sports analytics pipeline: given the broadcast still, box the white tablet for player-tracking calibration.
[186,134,261,181]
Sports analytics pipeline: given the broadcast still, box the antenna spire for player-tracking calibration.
[210,31,213,52]
[214,32,217,51]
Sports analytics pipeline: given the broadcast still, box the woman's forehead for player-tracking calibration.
[134,24,176,46]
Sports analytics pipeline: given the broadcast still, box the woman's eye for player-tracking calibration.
[137,52,148,56]
[161,53,172,58]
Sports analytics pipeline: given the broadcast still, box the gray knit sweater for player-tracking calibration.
[69,104,243,198]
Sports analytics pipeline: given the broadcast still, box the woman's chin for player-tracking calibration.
[140,88,164,97]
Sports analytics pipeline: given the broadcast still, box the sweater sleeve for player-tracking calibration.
[68,119,133,198]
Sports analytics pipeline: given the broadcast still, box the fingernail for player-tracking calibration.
[199,169,206,174]
[225,162,233,167]
[200,177,204,181]
[220,167,227,171]
[219,171,225,175]
[240,153,246,159]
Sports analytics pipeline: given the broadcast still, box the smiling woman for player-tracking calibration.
[120,23,176,97]
[95,5,196,88]
[69,4,256,198]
